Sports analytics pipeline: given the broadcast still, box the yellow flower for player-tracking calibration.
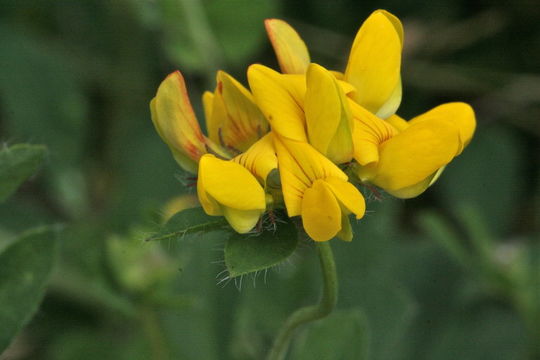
[150,70,269,173]
[264,9,403,119]
[248,63,355,164]
[197,154,266,233]
[233,133,278,186]
[351,101,476,198]
[203,71,269,153]
[273,134,365,242]
[150,71,218,173]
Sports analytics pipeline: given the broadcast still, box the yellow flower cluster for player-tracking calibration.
[150,10,476,242]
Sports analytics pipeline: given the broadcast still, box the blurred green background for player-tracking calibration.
[0,0,539,359]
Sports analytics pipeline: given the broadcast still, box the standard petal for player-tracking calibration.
[344,10,402,115]
[151,71,208,171]
[248,64,307,142]
[233,133,277,184]
[369,118,460,191]
[198,154,266,211]
[305,63,354,164]
[265,18,310,74]
[408,102,476,155]
[378,10,404,47]
[301,180,342,242]
[324,177,366,219]
[202,91,215,137]
[214,71,269,152]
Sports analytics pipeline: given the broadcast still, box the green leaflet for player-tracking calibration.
[146,207,227,242]
[0,227,58,353]
[0,144,47,202]
[225,219,298,278]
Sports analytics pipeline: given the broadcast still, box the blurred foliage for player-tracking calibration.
[0,0,539,359]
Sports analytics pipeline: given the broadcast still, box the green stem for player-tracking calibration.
[266,242,338,360]
[140,307,169,360]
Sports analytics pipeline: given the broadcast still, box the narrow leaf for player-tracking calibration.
[0,227,58,353]
[146,207,226,242]
[0,144,47,202]
[225,220,298,277]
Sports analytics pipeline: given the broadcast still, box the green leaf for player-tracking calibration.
[224,220,298,278]
[0,144,47,202]
[435,126,525,235]
[146,207,226,242]
[207,0,278,65]
[0,227,58,353]
[290,309,370,360]
[426,305,527,360]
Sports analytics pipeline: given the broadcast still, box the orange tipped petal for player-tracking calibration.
[265,18,310,74]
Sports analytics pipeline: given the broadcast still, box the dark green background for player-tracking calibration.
[0,0,539,359]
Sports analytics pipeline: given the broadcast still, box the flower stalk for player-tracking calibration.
[266,241,338,360]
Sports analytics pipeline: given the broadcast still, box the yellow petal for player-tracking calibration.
[385,113,410,132]
[202,91,214,134]
[375,77,402,119]
[344,10,402,115]
[378,10,404,47]
[222,207,262,234]
[198,154,266,211]
[212,71,269,152]
[274,135,347,216]
[150,71,208,172]
[349,99,398,165]
[385,166,445,199]
[337,80,356,95]
[233,133,277,184]
[324,177,365,219]
[302,180,342,242]
[331,71,344,80]
[409,102,476,155]
[248,64,307,142]
[265,18,310,74]
[305,63,354,164]
[370,118,460,191]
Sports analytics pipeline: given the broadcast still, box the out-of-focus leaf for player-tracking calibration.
[146,207,226,242]
[0,227,58,353]
[206,0,278,65]
[107,229,177,294]
[225,220,298,277]
[417,210,470,268]
[158,0,277,72]
[47,327,150,360]
[0,25,87,170]
[290,309,370,360]
[0,144,47,202]
[426,305,527,360]
[355,278,416,360]
[435,126,525,235]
